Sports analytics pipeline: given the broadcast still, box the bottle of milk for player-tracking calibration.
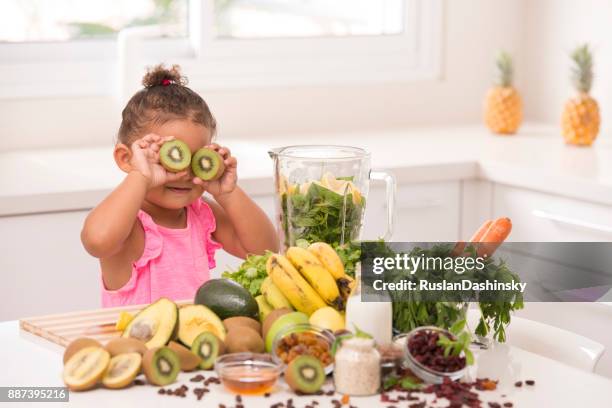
[344,265,393,344]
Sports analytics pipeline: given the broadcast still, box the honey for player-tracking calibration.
[220,365,279,395]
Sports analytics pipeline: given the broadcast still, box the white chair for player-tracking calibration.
[466,308,604,372]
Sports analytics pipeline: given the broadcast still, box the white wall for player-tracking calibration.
[522,0,612,133]
[0,0,526,152]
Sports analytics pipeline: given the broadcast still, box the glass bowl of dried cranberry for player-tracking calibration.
[404,326,467,384]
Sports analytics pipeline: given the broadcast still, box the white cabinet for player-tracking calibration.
[0,211,100,321]
[362,181,461,242]
[0,195,277,321]
[492,184,612,242]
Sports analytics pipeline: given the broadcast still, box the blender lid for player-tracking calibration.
[268,145,369,160]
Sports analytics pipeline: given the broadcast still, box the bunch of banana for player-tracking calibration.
[266,254,326,315]
[265,242,357,316]
[307,242,356,301]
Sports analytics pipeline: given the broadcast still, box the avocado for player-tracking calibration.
[178,304,226,347]
[122,298,178,348]
[194,279,259,320]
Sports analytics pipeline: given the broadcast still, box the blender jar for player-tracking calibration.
[269,145,395,249]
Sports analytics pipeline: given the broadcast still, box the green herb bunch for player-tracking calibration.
[221,251,272,297]
[380,242,523,343]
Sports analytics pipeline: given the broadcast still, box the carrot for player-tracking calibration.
[477,217,512,258]
[451,241,467,257]
[470,220,493,242]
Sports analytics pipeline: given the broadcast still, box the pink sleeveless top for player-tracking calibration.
[101,198,222,307]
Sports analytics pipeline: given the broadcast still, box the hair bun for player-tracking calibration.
[142,64,187,88]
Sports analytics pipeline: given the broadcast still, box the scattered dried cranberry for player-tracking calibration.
[526,380,535,386]
[422,377,498,408]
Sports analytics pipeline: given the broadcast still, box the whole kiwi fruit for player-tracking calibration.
[223,316,262,335]
[225,326,264,353]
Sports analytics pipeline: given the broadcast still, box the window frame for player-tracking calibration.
[0,0,443,99]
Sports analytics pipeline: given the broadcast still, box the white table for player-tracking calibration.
[1,321,611,407]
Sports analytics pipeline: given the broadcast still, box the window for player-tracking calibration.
[0,0,442,99]
[1,0,188,42]
[213,0,403,39]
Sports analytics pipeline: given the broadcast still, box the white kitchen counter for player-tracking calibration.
[1,124,611,216]
[2,320,612,407]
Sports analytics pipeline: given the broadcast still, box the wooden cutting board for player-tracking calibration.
[19,300,190,348]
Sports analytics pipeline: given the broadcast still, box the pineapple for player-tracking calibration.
[561,44,600,146]
[484,51,523,134]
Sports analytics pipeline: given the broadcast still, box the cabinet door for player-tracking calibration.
[493,184,612,242]
[362,181,460,242]
[0,211,99,320]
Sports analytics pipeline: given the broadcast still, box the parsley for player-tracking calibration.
[436,319,475,365]
[383,243,523,343]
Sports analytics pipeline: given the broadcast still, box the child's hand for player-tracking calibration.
[130,134,188,188]
[193,143,237,197]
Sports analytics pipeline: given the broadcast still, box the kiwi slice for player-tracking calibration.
[191,148,225,181]
[102,352,142,389]
[284,355,325,394]
[63,337,102,364]
[159,140,192,172]
[190,332,225,370]
[63,346,110,391]
[142,347,180,386]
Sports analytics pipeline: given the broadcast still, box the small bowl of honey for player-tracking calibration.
[215,353,283,395]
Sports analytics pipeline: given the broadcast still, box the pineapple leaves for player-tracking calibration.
[570,43,593,93]
[494,50,514,87]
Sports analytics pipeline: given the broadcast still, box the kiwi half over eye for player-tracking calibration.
[159,140,192,172]
[191,148,225,181]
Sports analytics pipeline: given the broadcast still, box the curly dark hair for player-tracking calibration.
[117,64,217,144]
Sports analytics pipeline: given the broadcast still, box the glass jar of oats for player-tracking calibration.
[333,337,381,396]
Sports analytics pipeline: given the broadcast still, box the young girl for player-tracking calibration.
[81,65,279,307]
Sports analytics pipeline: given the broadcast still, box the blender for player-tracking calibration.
[268,145,396,250]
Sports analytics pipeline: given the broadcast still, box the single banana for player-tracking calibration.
[261,276,293,310]
[307,242,345,279]
[255,295,273,322]
[286,247,344,310]
[308,242,356,301]
[266,254,326,316]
